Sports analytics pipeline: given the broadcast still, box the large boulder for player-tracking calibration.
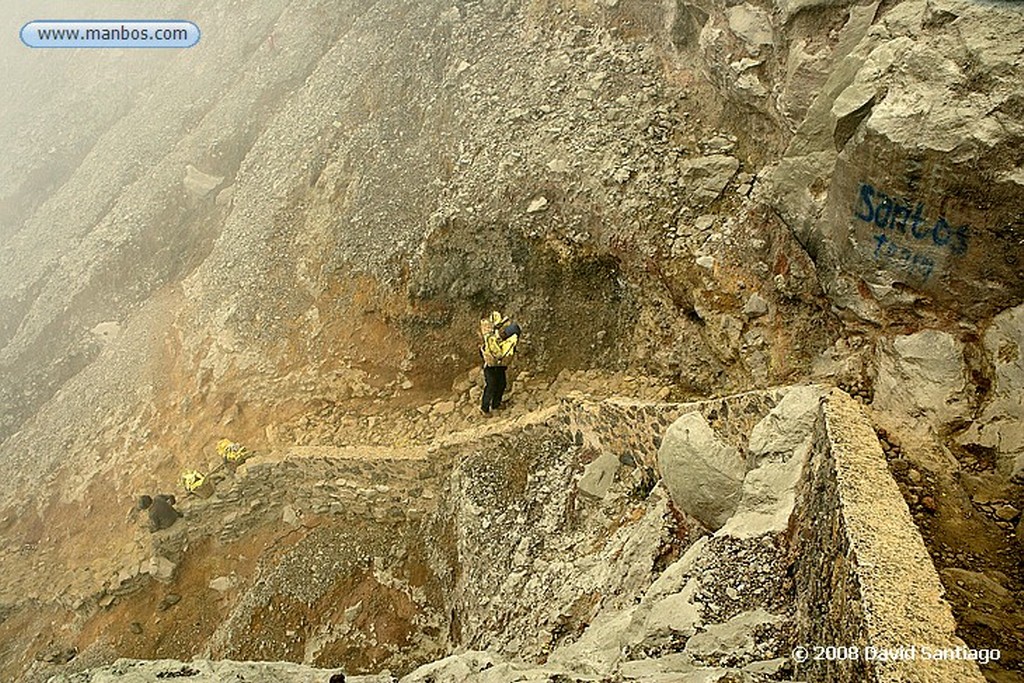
[657,412,746,530]
[768,0,1024,322]
[873,329,971,427]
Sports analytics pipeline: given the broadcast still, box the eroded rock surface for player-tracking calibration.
[2,0,1024,682]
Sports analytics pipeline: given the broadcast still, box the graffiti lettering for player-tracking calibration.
[872,233,935,280]
[854,183,970,255]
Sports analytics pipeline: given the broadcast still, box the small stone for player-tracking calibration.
[744,658,789,677]
[694,215,716,231]
[995,504,1020,521]
[159,594,181,611]
[921,496,938,512]
[433,400,456,416]
[908,469,923,484]
[216,184,235,207]
[742,293,768,317]
[39,647,77,665]
[400,380,414,390]
[696,255,715,270]
[90,321,121,342]
[146,556,177,583]
[526,196,549,213]
[183,164,223,198]
[973,492,997,506]
[209,576,234,592]
[282,505,299,525]
[344,601,363,622]
[130,622,143,634]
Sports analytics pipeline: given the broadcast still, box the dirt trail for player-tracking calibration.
[277,366,676,450]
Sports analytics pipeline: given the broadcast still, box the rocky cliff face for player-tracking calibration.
[768,0,1024,324]
[2,0,1023,682]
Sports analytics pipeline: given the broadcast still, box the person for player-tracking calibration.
[181,468,215,498]
[479,311,521,415]
[137,494,183,533]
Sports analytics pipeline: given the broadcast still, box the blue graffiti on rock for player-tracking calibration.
[853,183,971,281]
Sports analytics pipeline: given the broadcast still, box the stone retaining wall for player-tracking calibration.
[47,387,992,682]
[794,390,985,683]
[560,386,986,683]
[562,387,787,470]
[184,448,439,544]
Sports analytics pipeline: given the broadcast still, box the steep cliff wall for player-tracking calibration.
[2,0,1024,681]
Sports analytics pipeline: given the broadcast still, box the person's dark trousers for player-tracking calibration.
[481,365,507,412]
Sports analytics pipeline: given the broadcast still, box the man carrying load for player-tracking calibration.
[479,311,521,416]
[217,438,250,472]
[181,469,215,498]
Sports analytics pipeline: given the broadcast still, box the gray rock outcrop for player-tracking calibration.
[873,329,970,427]
[747,384,825,461]
[959,303,1024,479]
[769,0,1024,321]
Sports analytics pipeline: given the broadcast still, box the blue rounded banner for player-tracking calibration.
[21,20,200,49]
